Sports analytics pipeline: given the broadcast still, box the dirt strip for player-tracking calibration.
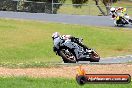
[0,64,132,78]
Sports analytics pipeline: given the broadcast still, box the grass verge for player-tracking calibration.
[0,18,132,67]
[0,77,131,88]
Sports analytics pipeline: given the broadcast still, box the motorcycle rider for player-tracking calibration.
[61,34,88,50]
[52,32,89,60]
[117,7,132,23]
[110,7,132,25]
[110,7,120,25]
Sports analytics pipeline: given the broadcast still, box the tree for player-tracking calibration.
[28,0,118,15]
[101,0,118,15]
[17,0,25,11]
[0,0,14,11]
[71,0,118,16]
[28,0,66,13]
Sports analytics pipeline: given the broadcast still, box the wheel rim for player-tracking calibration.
[92,51,100,58]
[62,49,76,62]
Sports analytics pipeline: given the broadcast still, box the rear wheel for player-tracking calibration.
[116,20,124,27]
[129,19,132,23]
[59,49,77,63]
[90,50,100,62]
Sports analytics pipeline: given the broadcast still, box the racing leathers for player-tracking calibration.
[116,7,132,23]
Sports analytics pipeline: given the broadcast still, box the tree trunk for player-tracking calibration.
[94,0,106,16]
[105,4,111,15]
[103,0,112,16]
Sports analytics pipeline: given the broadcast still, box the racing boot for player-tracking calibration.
[114,20,118,26]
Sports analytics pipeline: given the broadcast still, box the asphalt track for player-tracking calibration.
[79,55,132,64]
[0,11,132,28]
[0,11,132,63]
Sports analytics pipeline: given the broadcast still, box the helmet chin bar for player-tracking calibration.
[52,36,59,40]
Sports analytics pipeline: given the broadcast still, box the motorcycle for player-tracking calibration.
[112,13,132,27]
[53,38,100,63]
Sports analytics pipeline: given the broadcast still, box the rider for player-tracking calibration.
[116,7,130,20]
[52,32,89,60]
[118,7,132,23]
[110,7,119,25]
[110,7,132,25]
[62,34,89,51]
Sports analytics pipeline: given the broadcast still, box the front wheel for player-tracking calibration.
[90,50,100,62]
[58,49,77,63]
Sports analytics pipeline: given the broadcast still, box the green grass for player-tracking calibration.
[0,77,131,88]
[128,61,132,63]
[0,18,132,67]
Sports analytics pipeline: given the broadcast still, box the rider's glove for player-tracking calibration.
[53,47,57,52]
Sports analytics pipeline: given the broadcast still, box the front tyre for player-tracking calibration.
[58,49,77,63]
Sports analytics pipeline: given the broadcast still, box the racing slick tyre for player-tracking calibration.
[58,49,77,63]
[90,50,100,62]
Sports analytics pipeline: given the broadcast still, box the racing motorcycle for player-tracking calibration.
[53,38,100,63]
[112,13,132,27]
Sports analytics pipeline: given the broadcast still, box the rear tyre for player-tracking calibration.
[63,59,70,63]
[116,17,126,27]
[116,22,124,27]
[90,50,100,62]
[129,19,132,23]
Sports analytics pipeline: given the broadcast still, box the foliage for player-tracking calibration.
[0,77,131,88]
